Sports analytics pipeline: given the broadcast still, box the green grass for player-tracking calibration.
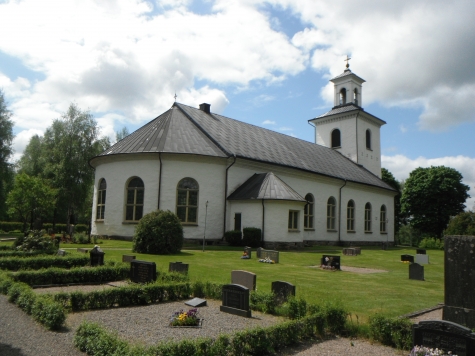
[1,237,444,322]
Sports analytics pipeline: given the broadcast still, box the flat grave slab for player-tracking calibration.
[185,297,207,307]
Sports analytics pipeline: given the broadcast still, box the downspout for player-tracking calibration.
[261,199,265,245]
[223,155,237,238]
[157,152,162,210]
[338,179,347,245]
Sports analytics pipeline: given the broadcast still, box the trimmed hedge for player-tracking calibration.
[0,222,88,233]
[0,250,56,258]
[368,314,412,349]
[0,221,23,232]
[242,227,262,248]
[0,255,90,271]
[224,230,242,246]
[9,264,130,286]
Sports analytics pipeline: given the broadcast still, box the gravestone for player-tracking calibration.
[57,249,66,256]
[231,270,256,290]
[413,320,475,356]
[321,255,341,269]
[444,235,475,329]
[220,284,252,318]
[342,248,357,256]
[401,254,414,263]
[271,281,295,304]
[185,297,207,307]
[243,246,252,258]
[415,254,429,265]
[409,262,424,281]
[90,245,104,266]
[169,262,189,274]
[416,248,427,255]
[130,260,157,283]
[259,249,279,263]
[77,248,89,253]
[122,255,136,263]
[256,247,263,258]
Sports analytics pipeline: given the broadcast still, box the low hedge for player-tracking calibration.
[368,314,412,349]
[0,222,88,233]
[224,230,242,246]
[9,263,130,286]
[0,221,23,232]
[0,250,56,258]
[0,255,90,271]
[242,227,262,248]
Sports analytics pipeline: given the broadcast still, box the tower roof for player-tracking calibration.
[330,69,366,83]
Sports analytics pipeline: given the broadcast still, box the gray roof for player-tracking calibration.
[313,103,386,124]
[93,102,395,192]
[331,69,365,83]
[227,172,306,201]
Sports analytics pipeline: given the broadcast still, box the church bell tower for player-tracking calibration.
[309,57,386,178]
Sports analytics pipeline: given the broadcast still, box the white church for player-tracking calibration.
[90,64,397,248]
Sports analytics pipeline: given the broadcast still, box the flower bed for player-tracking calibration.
[169,307,203,328]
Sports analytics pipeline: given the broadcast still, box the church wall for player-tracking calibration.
[228,201,263,234]
[357,116,382,178]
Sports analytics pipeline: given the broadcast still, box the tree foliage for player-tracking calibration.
[115,126,130,143]
[17,134,43,176]
[401,166,470,238]
[0,90,15,220]
[444,211,475,236]
[133,210,184,254]
[381,168,403,233]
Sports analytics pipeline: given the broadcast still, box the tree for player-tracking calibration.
[401,166,470,238]
[381,168,403,234]
[40,103,110,226]
[6,173,57,232]
[115,126,130,142]
[0,90,15,220]
[444,211,475,236]
[17,134,44,176]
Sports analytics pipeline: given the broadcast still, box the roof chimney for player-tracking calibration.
[199,103,211,114]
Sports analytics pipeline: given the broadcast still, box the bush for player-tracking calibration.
[419,237,444,250]
[13,230,57,252]
[224,230,242,246]
[368,314,412,349]
[242,227,262,248]
[72,232,89,244]
[444,211,475,236]
[0,255,89,271]
[0,221,23,232]
[133,210,183,254]
[250,290,276,314]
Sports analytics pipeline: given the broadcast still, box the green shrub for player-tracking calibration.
[0,255,89,271]
[322,301,348,335]
[368,314,412,349]
[286,296,307,320]
[0,250,55,258]
[0,221,23,232]
[419,237,444,250]
[444,211,475,236]
[0,245,12,251]
[224,230,242,246]
[242,227,262,248]
[250,290,276,314]
[133,210,183,254]
[72,232,89,244]
[14,230,57,252]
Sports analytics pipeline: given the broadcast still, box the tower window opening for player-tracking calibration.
[353,89,358,105]
[366,129,372,150]
[339,88,347,105]
[331,129,341,148]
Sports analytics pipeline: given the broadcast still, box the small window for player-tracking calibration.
[125,177,144,221]
[96,178,107,220]
[347,200,355,232]
[366,129,371,150]
[364,202,372,232]
[176,177,199,224]
[353,88,358,105]
[304,194,314,229]
[380,205,387,233]
[327,197,337,230]
[234,213,242,231]
[331,129,341,148]
[339,88,346,105]
[288,210,299,231]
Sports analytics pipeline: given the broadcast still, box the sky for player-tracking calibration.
[0,0,474,210]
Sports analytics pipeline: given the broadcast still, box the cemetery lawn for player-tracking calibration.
[1,239,444,322]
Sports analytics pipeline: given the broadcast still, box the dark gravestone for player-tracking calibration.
[260,249,279,263]
[417,248,427,255]
[413,320,475,356]
[401,254,414,263]
[220,284,251,318]
[243,246,252,258]
[90,246,104,266]
[169,262,189,274]
[321,255,341,269]
[409,263,424,281]
[256,247,263,258]
[122,255,136,263]
[272,281,296,304]
[130,260,157,284]
[185,297,207,307]
[444,235,475,329]
[231,270,256,290]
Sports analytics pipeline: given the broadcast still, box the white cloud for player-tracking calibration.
[382,154,475,210]
[279,126,293,131]
[262,120,276,125]
[11,128,44,163]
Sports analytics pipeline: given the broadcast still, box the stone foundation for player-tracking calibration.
[303,240,394,247]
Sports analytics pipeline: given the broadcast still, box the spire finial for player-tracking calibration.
[174,92,177,102]
[344,55,351,69]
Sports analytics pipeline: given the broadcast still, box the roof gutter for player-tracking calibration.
[338,179,347,246]
[223,154,237,238]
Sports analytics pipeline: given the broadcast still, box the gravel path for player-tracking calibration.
[1,282,437,356]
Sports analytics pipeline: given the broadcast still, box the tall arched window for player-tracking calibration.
[353,88,358,105]
[347,200,355,232]
[364,202,372,232]
[96,178,107,220]
[339,88,346,105]
[125,177,144,221]
[177,178,199,224]
[366,129,372,150]
[327,197,337,230]
[304,194,314,229]
[380,205,387,233]
[331,129,341,148]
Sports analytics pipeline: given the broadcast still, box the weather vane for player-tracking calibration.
[174,92,177,102]
[344,55,351,69]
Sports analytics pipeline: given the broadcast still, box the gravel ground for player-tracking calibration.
[0,283,440,356]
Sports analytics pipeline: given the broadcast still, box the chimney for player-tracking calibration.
[199,103,211,114]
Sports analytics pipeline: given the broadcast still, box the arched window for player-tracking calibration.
[176,178,199,224]
[353,88,358,105]
[327,197,336,230]
[304,194,314,229]
[364,202,372,232]
[331,129,341,148]
[96,178,107,220]
[347,200,355,232]
[366,129,372,150]
[339,88,346,105]
[125,177,144,221]
[380,205,387,233]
